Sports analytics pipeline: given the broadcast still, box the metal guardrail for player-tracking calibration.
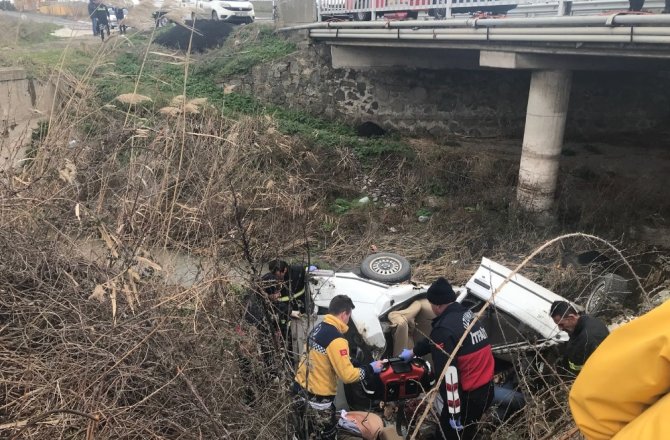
[317,0,667,21]
[304,14,670,48]
[317,0,519,21]
[510,0,665,16]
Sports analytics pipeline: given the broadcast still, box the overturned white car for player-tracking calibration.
[302,252,628,410]
[309,254,574,361]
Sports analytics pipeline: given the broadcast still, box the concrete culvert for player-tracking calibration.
[155,21,237,52]
[356,121,386,137]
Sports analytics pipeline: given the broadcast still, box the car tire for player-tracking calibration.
[352,1,372,21]
[432,8,447,19]
[406,10,418,19]
[584,273,631,316]
[211,10,219,20]
[352,11,372,20]
[360,252,412,284]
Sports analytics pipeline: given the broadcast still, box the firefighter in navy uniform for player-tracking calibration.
[400,277,495,440]
[549,300,609,377]
[93,2,110,37]
[263,259,314,361]
[570,300,670,439]
[292,295,383,440]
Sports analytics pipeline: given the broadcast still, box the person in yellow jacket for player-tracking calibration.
[293,295,383,440]
[569,300,670,439]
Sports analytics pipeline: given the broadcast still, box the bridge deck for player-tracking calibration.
[295,15,670,60]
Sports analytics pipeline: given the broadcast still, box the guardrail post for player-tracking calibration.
[316,0,322,21]
[558,0,573,16]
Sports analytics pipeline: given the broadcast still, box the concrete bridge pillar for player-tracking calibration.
[517,70,572,213]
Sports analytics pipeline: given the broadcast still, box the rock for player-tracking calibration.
[424,196,442,209]
[418,215,430,223]
[358,196,370,204]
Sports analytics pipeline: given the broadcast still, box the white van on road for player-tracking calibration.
[186,0,255,23]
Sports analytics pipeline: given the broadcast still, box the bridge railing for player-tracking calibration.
[316,0,519,21]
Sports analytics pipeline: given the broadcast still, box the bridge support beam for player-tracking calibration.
[517,70,572,213]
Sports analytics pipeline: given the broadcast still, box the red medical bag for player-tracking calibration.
[362,357,435,402]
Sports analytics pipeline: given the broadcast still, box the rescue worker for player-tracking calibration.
[293,295,382,440]
[237,281,284,404]
[266,260,308,311]
[400,277,495,440]
[569,300,670,439]
[93,2,110,37]
[87,0,98,36]
[115,7,126,35]
[263,259,314,360]
[549,301,609,376]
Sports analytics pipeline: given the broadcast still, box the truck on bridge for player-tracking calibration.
[319,0,519,21]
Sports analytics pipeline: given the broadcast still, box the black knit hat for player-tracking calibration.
[426,277,456,305]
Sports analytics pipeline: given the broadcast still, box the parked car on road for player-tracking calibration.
[186,0,255,23]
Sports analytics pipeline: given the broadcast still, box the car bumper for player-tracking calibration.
[220,10,255,22]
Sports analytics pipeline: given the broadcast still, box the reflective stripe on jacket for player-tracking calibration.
[569,300,670,440]
[294,314,366,397]
[561,314,609,376]
[414,302,494,393]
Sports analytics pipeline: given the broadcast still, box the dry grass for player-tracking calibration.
[1,13,668,440]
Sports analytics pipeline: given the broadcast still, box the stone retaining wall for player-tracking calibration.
[233,43,670,139]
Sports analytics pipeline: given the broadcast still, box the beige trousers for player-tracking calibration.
[387,298,435,357]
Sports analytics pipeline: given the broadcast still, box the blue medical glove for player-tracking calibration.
[449,417,464,431]
[308,265,318,272]
[369,360,383,374]
[399,348,413,362]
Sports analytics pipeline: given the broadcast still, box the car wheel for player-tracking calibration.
[211,10,218,20]
[360,252,412,284]
[432,8,447,19]
[352,11,372,20]
[584,273,631,317]
[406,10,418,19]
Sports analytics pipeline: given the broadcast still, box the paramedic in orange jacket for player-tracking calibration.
[293,295,383,440]
[569,300,670,439]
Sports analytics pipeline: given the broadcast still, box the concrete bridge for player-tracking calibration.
[275,0,670,216]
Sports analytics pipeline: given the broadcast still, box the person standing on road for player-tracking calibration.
[569,300,670,439]
[549,301,609,377]
[93,2,110,37]
[115,7,126,35]
[292,295,382,440]
[400,277,495,440]
[88,0,98,36]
